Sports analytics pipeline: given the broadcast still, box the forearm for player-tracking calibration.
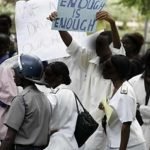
[59,31,72,47]
[109,20,121,49]
[119,123,131,150]
[0,127,16,150]
[0,140,14,150]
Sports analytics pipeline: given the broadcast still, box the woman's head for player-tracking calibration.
[44,61,71,88]
[96,34,111,62]
[102,55,130,80]
[122,32,144,58]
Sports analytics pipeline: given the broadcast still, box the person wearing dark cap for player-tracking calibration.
[0,54,51,150]
[99,55,146,150]
[122,32,145,79]
[0,34,10,64]
[129,49,150,150]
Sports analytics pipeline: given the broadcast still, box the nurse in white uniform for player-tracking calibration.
[44,61,78,150]
[129,49,150,150]
[100,55,146,150]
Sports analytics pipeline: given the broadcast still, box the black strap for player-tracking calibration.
[73,92,87,114]
[144,78,150,105]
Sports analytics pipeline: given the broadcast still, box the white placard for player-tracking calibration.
[16,0,69,61]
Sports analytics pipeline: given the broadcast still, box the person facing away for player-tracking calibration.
[99,55,146,150]
[43,61,78,150]
[121,32,145,79]
[129,49,150,150]
[0,54,51,150]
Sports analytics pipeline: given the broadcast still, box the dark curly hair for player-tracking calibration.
[46,61,71,85]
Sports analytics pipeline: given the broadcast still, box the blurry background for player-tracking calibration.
[0,0,150,51]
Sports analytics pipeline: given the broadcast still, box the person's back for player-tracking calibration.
[0,54,51,150]
[43,62,78,150]
[8,85,51,147]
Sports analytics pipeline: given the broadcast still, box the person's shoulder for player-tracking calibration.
[129,74,143,85]
[120,82,129,95]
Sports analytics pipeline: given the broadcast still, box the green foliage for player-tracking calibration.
[0,2,15,15]
[118,0,150,16]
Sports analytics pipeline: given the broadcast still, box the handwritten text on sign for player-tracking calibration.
[52,0,106,32]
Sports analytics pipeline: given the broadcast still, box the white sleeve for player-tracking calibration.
[111,94,135,123]
[66,40,93,71]
[140,105,150,119]
[109,42,126,56]
[46,93,57,113]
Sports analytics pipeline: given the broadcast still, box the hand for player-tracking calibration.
[96,11,114,24]
[99,102,104,111]
[47,11,58,21]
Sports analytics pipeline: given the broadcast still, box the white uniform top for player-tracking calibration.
[107,81,145,148]
[47,84,78,149]
[129,74,150,150]
[129,74,150,124]
[66,40,125,115]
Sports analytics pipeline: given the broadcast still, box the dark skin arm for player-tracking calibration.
[47,12,72,47]
[0,127,17,150]
[96,11,121,49]
[119,122,131,150]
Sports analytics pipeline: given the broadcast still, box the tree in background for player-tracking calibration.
[118,0,150,15]
[118,0,150,50]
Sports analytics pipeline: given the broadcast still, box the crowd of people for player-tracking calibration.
[0,9,150,150]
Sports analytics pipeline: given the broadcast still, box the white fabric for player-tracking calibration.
[106,143,146,150]
[66,40,125,114]
[66,40,125,150]
[48,56,86,102]
[83,125,107,150]
[129,74,150,150]
[45,132,75,150]
[107,81,145,148]
[45,84,78,150]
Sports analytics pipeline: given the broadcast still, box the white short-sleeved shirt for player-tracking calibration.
[107,81,145,148]
[66,40,125,115]
[47,84,78,149]
[129,74,150,124]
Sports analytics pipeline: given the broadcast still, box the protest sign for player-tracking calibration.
[52,0,106,32]
[16,0,87,61]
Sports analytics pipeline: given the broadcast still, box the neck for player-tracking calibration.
[112,79,125,95]
[22,79,34,89]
